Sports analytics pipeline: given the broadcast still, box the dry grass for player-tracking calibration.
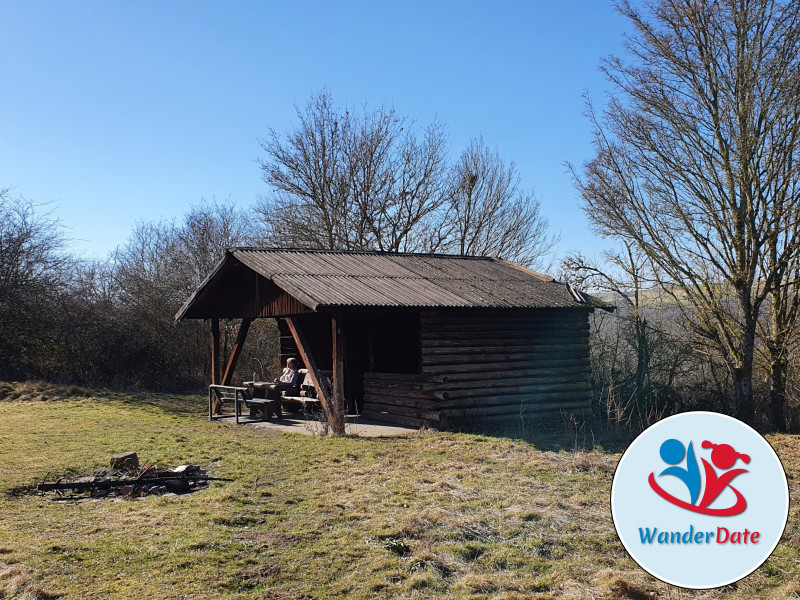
[0,381,798,599]
[0,380,90,403]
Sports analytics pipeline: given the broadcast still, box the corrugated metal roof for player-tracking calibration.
[174,248,607,320]
[224,248,595,310]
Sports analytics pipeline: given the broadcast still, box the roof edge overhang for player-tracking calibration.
[174,249,319,321]
[174,251,231,322]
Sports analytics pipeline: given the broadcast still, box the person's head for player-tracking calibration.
[287,358,298,370]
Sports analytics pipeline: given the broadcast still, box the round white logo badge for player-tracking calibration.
[611,411,789,589]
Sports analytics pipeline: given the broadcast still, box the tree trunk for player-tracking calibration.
[769,360,787,431]
[330,313,347,435]
[767,286,790,432]
[734,320,756,424]
[634,316,650,408]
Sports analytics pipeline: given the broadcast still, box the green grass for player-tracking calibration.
[0,381,798,599]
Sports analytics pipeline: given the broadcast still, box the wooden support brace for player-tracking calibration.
[222,318,253,386]
[285,317,331,412]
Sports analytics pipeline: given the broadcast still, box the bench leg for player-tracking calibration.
[264,401,280,420]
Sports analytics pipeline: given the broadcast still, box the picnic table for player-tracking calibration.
[242,381,283,420]
[238,372,325,421]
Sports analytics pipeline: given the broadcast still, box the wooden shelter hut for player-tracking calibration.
[175,248,604,429]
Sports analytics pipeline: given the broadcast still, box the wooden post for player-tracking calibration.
[285,316,331,410]
[222,318,252,386]
[367,314,375,372]
[210,318,221,415]
[332,312,348,415]
[211,319,221,385]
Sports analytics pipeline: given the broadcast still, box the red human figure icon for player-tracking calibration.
[698,441,750,511]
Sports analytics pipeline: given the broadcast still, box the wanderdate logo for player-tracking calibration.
[611,412,789,589]
[648,438,750,516]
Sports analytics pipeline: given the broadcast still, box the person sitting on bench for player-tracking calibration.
[266,358,301,400]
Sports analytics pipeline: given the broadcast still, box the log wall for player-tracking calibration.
[360,372,446,427]
[360,308,593,428]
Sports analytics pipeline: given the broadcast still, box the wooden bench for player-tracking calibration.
[279,369,324,414]
[208,385,250,422]
[208,385,283,424]
[281,395,322,412]
[242,397,282,422]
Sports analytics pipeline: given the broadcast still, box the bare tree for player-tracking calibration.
[0,189,69,379]
[255,90,449,252]
[432,137,557,268]
[256,92,557,268]
[572,0,800,424]
[564,245,654,409]
[563,244,694,423]
[177,199,276,385]
[0,189,268,390]
[177,198,258,289]
[759,249,800,430]
[110,200,263,389]
[0,189,66,302]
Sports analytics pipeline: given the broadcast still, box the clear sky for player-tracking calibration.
[0,1,630,263]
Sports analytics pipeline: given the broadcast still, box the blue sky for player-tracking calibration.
[0,1,630,263]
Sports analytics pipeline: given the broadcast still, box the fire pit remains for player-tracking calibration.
[38,454,230,500]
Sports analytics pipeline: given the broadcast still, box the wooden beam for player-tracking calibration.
[221,318,252,386]
[211,319,221,386]
[210,318,221,414]
[367,315,375,372]
[332,312,349,413]
[285,317,330,410]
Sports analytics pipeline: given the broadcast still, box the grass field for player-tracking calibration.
[0,381,798,599]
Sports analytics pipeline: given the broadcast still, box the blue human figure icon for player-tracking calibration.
[658,439,701,505]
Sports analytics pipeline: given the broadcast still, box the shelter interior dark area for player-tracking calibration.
[176,248,604,429]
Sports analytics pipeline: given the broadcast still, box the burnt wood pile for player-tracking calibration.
[37,453,229,500]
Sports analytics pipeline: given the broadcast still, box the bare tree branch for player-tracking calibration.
[573,0,800,424]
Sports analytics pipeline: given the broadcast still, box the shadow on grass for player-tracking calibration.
[4,484,38,497]
[448,413,640,454]
[1,381,644,452]
[0,380,205,419]
[115,391,206,418]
